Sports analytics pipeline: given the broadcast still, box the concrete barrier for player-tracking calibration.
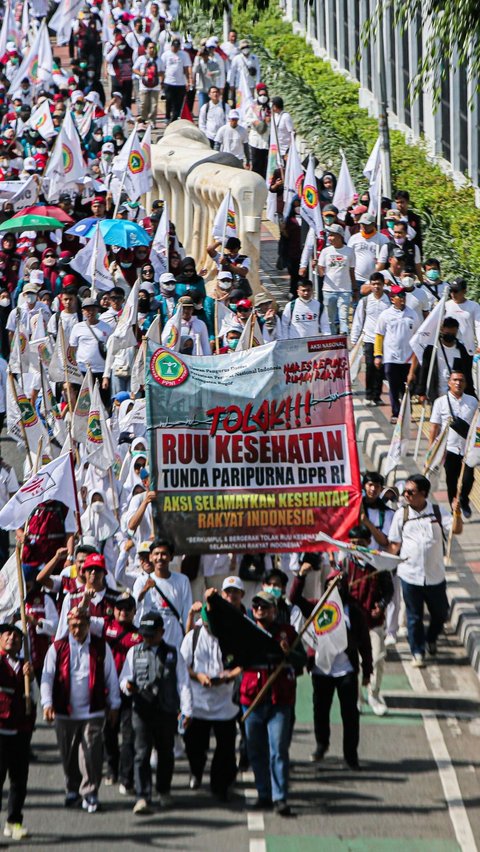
[152,119,268,293]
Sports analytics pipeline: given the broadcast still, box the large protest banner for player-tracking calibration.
[146,336,361,554]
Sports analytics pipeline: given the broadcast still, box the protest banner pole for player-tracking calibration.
[413,295,446,460]
[241,574,341,722]
[8,372,33,470]
[445,462,466,565]
[109,467,120,522]
[249,315,255,349]
[214,300,220,354]
[219,189,231,261]
[272,115,284,181]
[38,360,53,457]
[68,449,82,537]
[113,122,137,219]
[59,322,75,419]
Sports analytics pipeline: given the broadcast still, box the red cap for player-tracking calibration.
[237,298,253,309]
[390,284,406,295]
[83,553,106,571]
[255,82,267,92]
[352,204,368,215]
[91,196,106,205]
[62,274,77,287]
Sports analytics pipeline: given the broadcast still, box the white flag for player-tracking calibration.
[26,99,56,140]
[424,419,451,477]
[0,554,21,622]
[7,176,40,211]
[41,381,67,444]
[8,21,53,93]
[300,155,324,237]
[131,342,146,395]
[29,311,52,371]
[384,387,411,475]
[146,315,162,345]
[150,202,169,278]
[316,531,403,572]
[302,587,348,675]
[236,69,254,121]
[106,282,138,356]
[332,153,356,214]
[48,326,83,384]
[9,325,30,376]
[44,110,86,202]
[70,226,112,292]
[0,453,76,531]
[212,191,237,241]
[86,382,115,471]
[49,0,85,44]
[363,136,381,183]
[349,332,364,383]
[161,306,183,352]
[409,294,446,366]
[236,314,264,351]
[112,128,150,201]
[6,374,47,451]
[464,407,480,468]
[265,120,282,224]
[140,123,153,192]
[283,133,303,220]
[0,1,18,60]
[102,0,114,43]
[71,368,92,444]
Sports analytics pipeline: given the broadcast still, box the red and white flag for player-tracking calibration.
[0,453,76,530]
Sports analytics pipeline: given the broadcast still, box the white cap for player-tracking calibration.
[102,142,115,153]
[23,157,37,171]
[222,575,245,592]
[30,270,45,285]
[139,281,154,295]
[206,37,218,47]
[70,90,84,104]
[229,109,240,119]
[217,271,233,281]
[85,91,99,104]
[160,272,176,284]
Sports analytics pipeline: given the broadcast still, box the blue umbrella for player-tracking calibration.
[99,219,152,248]
[65,217,100,237]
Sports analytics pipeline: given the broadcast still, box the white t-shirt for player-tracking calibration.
[347,232,388,282]
[350,293,391,345]
[435,343,463,396]
[69,319,113,373]
[47,310,79,343]
[214,123,248,161]
[159,49,191,85]
[272,111,294,156]
[280,297,330,339]
[430,392,478,456]
[318,244,355,293]
[199,100,229,141]
[443,298,480,355]
[375,305,420,363]
[133,55,162,92]
[180,626,238,720]
[388,500,452,586]
[132,571,193,650]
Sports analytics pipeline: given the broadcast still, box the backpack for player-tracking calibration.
[402,504,446,550]
[142,58,159,89]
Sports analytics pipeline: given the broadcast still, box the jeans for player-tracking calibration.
[384,362,409,417]
[401,579,449,656]
[132,709,177,800]
[444,451,474,506]
[364,342,384,401]
[104,697,134,786]
[312,671,359,764]
[324,291,351,334]
[111,373,130,397]
[197,91,209,109]
[0,731,31,823]
[242,702,292,803]
[184,717,237,793]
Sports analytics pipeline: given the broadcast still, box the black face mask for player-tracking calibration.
[138,298,150,312]
[441,332,456,344]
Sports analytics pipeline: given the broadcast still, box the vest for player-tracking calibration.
[104,620,142,674]
[386,238,416,273]
[70,587,119,623]
[132,641,179,715]
[52,635,107,716]
[0,654,33,732]
[25,589,51,671]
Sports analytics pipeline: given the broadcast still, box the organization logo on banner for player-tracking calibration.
[17,395,38,427]
[87,410,102,443]
[302,184,318,209]
[62,144,74,174]
[312,601,342,636]
[150,349,189,388]
[18,471,54,502]
[129,150,145,174]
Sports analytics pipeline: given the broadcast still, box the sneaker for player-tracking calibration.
[385,634,396,648]
[189,776,201,790]
[133,798,152,815]
[461,501,472,519]
[82,795,99,814]
[368,693,388,716]
[64,792,81,808]
[427,641,437,656]
[249,797,272,810]
[397,626,408,639]
[118,784,134,796]
[390,416,398,424]
[310,744,328,762]
[273,800,291,816]
[4,822,29,840]
[363,399,374,406]
[411,654,426,668]
[374,399,386,406]
[104,775,116,786]
[159,793,173,808]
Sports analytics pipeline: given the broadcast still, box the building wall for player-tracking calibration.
[282,0,479,200]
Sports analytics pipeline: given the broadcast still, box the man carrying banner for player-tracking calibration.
[388,474,462,666]
[429,371,477,515]
[417,316,474,403]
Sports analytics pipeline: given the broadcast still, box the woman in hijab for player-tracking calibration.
[80,490,122,572]
[40,248,60,294]
[318,171,337,206]
[175,256,206,298]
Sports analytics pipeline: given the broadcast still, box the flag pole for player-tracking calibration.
[8,372,33,470]
[59,321,75,420]
[249,314,255,349]
[219,189,231,261]
[241,574,342,722]
[113,122,138,219]
[214,299,220,354]
[445,407,477,564]
[68,449,82,537]
[413,294,446,460]
[271,115,284,182]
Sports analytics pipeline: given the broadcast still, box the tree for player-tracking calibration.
[177,0,270,30]
[364,0,480,106]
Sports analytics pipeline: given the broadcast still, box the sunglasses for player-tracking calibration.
[237,307,251,313]
[403,488,417,496]
[252,602,271,609]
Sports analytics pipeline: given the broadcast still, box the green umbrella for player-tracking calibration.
[0,214,66,233]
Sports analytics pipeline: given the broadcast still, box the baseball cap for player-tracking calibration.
[114,593,136,611]
[322,203,339,214]
[359,212,376,225]
[352,204,368,215]
[30,270,44,284]
[229,109,240,119]
[22,283,39,294]
[81,297,99,308]
[222,576,245,592]
[0,622,22,636]
[391,248,405,260]
[254,292,272,307]
[236,298,252,309]
[217,271,233,281]
[390,284,406,295]
[83,553,106,571]
[178,295,195,306]
[139,612,164,635]
[239,39,250,48]
[102,142,115,153]
[160,272,176,284]
[252,591,277,607]
[138,541,151,555]
[326,224,345,237]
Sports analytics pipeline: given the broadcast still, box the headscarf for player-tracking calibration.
[319,171,337,204]
[80,491,119,542]
[175,256,204,287]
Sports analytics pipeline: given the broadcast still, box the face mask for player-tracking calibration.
[138,298,150,312]
[263,585,282,599]
[25,294,37,305]
[219,283,231,291]
[441,332,456,344]
[360,227,375,239]
[0,298,10,307]
[386,220,395,230]
[242,47,250,55]
[91,501,103,513]
[426,269,440,282]
[257,94,268,104]
[402,276,414,289]
[163,284,176,293]
[120,261,132,268]
[36,242,47,251]
[298,296,311,304]
[88,71,95,79]
[193,302,202,310]
[324,216,335,225]
[227,338,239,350]
[394,236,405,246]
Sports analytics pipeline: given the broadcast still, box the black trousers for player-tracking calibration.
[104,696,134,786]
[312,671,359,764]
[444,451,474,506]
[250,147,268,178]
[164,84,186,122]
[0,731,32,824]
[132,709,177,800]
[384,362,409,417]
[118,79,133,109]
[364,342,384,402]
[184,717,237,794]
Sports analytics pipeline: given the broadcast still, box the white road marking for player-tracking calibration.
[401,656,478,852]
[242,771,267,848]
[247,813,265,831]
[249,841,267,852]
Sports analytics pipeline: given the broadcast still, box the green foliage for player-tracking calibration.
[228,2,480,297]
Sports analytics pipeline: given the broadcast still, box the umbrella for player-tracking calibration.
[65,217,100,237]
[12,205,75,225]
[76,218,152,248]
[0,214,65,233]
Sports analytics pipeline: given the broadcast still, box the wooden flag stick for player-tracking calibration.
[8,372,33,471]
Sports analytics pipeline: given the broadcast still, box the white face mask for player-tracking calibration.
[219,283,231,291]
[402,276,415,290]
[298,295,311,304]
[257,94,268,104]
[91,501,103,513]
[25,294,37,305]
[163,284,176,293]
[36,242,47,251]
[0,298,10,307]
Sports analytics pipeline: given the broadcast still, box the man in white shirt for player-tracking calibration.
[388,474,462,666]
[374,285,421,422]
[6,284,50,340]
[68,298,113,399]
[270,97,294,157]
[348,213,388,295]
[159,36,192,123]
[221,29,239,62]
[214,110,248,165]
[443,277,480,356]
[133,42,162,123]
[132,539,192,650]
[47,289,80,343]
[318,225,356,334]
[429,371,478,515]
[198,86,229,147]
[350,272,390,405]
[41,607,120,812]
[228,39,260,95]
[280,279,330,339]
